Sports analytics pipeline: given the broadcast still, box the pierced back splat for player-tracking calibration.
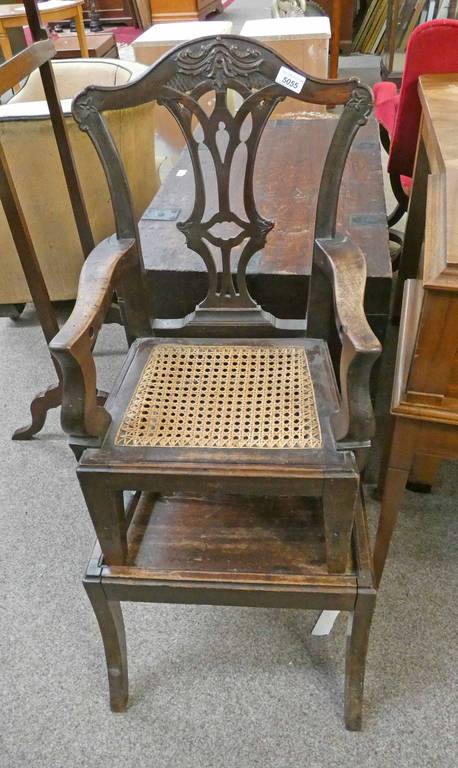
[158,41,282,311]
[72,35,372,332]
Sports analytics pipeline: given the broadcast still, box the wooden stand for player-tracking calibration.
[84,489,376,730]
[0,0,94,440]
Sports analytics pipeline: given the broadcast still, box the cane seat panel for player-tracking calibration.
[115,344,322,450]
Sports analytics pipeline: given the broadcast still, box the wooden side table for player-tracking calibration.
[374,74,458,586]
[0,1,89,63]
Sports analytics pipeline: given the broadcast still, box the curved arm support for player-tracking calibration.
[315,235,382,442]
[50,237,148,441]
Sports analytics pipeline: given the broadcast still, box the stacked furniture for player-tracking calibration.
[50,35,381,730]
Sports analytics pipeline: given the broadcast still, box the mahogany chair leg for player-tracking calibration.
[373,418,416,587]
[78,474,128,565]
[83,579,128,712]
[12,382,62,440]
[322,477,358,573]
[344,588,376,731]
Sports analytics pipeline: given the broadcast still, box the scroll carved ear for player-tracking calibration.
[72,89,98,132]
[345,84,373,126]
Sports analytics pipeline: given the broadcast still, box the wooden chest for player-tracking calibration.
[52,32,118,59]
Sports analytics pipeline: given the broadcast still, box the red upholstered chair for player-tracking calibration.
[374,19,458,256]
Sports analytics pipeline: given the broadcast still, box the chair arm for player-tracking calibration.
[50,236,139,440]
[315,235,382,442]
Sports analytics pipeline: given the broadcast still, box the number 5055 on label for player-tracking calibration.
[275,66,306,94]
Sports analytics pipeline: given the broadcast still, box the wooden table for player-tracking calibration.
[140,116,391,344]
[374,74,458,584]
[0,0,88,63]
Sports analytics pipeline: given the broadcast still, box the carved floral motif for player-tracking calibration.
[73,93,98,132]
[346,86,372,125]
[167,39,271,92]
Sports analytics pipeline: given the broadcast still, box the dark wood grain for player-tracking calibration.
[50,36,379,729]
[140,118,390,324]
[115,492,343,582]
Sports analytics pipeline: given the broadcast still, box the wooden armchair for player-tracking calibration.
[50,36,381,729]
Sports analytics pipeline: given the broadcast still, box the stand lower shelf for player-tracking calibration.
[87,491,373,607]
[83,490,375,729]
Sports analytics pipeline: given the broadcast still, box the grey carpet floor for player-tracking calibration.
[1,309,457,768]
[1,3,458,764]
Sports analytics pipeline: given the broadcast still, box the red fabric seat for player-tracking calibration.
[373,85,411,194]
[373,81,399,136]
[374,19,458,189]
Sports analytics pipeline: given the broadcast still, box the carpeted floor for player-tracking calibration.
[1,308,457,768]
[2,2,458,766]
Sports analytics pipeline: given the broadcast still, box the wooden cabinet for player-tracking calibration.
[149,0,223,23]
[374,74,458,585]
[84,0,134,25]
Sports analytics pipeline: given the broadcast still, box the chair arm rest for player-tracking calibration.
[315,235,382,442]
[50,236,138,440]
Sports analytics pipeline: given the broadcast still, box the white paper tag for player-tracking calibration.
[176,169,187,177]
[275,65,306,94]
[311,610,340,636]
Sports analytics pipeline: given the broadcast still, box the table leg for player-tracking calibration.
[330,0,342,78]
[0,23,13,63]
[12,382,62,440]
[74,7,89,58]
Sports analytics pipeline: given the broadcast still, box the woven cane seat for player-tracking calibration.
[115,344,322,450]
